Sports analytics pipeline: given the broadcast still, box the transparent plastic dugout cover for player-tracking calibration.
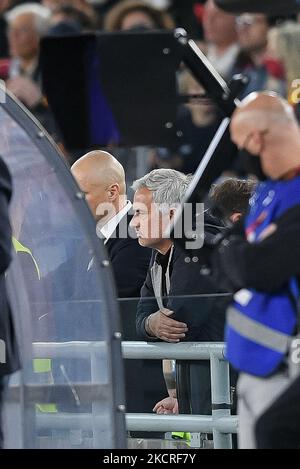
[0,89,126,448]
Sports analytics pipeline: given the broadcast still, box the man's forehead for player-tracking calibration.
[13,13,35,26]
[133,187,153,202]
[132,201,148,211]
[72,166,100,185]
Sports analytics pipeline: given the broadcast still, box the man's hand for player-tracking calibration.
[6,76,42,109]
[153,396,178,415]
[147,308,188,343]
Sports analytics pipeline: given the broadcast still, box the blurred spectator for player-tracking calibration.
[150,70,220,174]
[41,0,62,9]
[234,13,286,98]
[95,0,198,34]
[4,4,49,105]
[202,0,239,80]
[104,0,174,31]
[4,3,59,138]
[267,21,300,105]
[102,1,175,188]
[42,0,98,26]
[177,70,218,170]
[170,0,203,39]
[0,0,12,58]
[0,1,41,59]
[84,0,119,25]
[145,0,170,8]
[49,4,96,32]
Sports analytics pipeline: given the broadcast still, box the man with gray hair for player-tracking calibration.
[131,168,228,417]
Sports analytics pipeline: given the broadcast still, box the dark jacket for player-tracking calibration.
[136,214,231,415]
[104,214,162,417]
[136,214,228,342]
[212,204,300,294]
[105,214,151,299]
[0,157,19,377]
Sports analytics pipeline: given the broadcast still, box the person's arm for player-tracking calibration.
[136,262,159,341]
[153,360,178,415]
[136,258,188,342]
[145,308,188,343]
[153,395,178,415]
[163,359,176,398]
[213,205,300,293]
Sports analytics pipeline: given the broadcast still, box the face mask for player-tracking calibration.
[240,149,267,181]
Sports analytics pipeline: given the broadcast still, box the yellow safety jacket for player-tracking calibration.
[13,238,57,413]
[172,432,191,444]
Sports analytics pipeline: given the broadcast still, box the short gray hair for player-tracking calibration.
[6,3,51,36]
[132,169,193,210]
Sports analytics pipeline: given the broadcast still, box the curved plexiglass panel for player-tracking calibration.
[0,98,125,448]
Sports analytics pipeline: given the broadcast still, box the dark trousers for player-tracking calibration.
[255,375,300,449]
[176,361,212,415]
[176,361,238,415]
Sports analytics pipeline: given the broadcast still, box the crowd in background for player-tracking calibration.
[1,0,300,185]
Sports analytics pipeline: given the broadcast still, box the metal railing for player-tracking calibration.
[122,342,237,449]
[28,340,237,449]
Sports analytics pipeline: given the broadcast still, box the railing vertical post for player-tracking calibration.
[90,345,105,448]
[210,353,232,449]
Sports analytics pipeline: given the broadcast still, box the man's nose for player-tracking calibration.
[129,215,138,228]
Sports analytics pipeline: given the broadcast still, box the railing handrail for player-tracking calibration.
[122,341,226,360]
[31,340,226,360]
[126,413,238,433]
[34,412,238,434]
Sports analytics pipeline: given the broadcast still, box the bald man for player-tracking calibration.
[71,150,151,298]
[72,151,165,420]
[212,92,300,448]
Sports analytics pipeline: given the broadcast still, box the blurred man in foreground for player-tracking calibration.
[0,156,19,448]
[213,92,300,448]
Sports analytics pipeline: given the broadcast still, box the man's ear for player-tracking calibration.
[230,212,242,224]
[248,130,264,156]
[107,183,119,201]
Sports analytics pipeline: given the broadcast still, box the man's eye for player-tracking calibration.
[134,210,147,216]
